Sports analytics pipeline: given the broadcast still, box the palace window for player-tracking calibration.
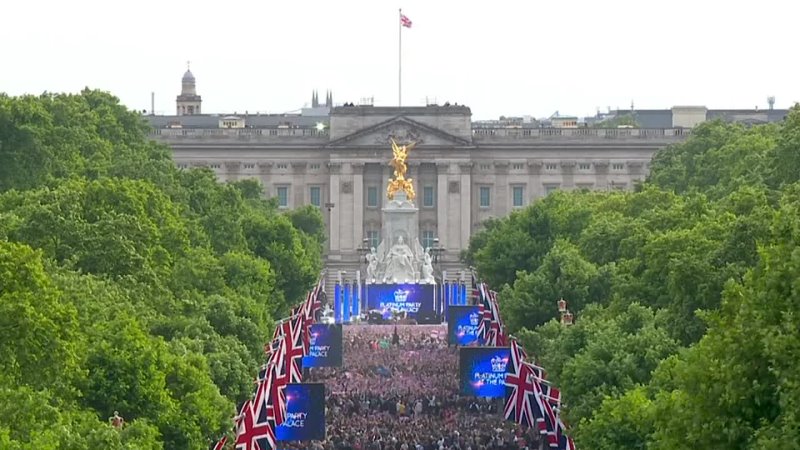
[545,163,558,171]
[512,186,524,207]
[277,186,289,207]
[309,163,321,170]
[578,163,591,170]
[479,186,491,208]
[480,164,492,171]
[612,163,625,170]
[366,230,380,249]
[512,163,525,170]
[544,184,559,195]
[423,186,435,208]
[244,163,255,169]
[367,186,379,208]
[421,230,436,249]
[276,163,288,169]
[210,163,221,169]
[310,186,321,207]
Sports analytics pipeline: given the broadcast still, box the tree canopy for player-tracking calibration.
[0,90,325,449]
[465,107,800,449]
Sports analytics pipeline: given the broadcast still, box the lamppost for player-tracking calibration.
[356,237,371,262]
[429,237,446,283]
[558,298,574,326]
[429,237,445,263]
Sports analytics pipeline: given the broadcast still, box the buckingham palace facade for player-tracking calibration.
[146,105,696,277]
[145,70,792,277]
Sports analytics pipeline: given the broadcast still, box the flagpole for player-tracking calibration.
[398,8,402,107]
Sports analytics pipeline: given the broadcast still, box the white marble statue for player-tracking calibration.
[384,236,416,282]
[366,247,378,281]
[420,248,435,284]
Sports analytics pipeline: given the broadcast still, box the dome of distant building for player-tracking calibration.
[177,67,201,115]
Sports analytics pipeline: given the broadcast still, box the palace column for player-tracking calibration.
[257,161,274,195]
[436,162,450,251]
[527,160,543,200]
[352,162,364,251]
[594,160,609,190]
[561,160,576,190]
[292,161,307,206]
[459,162,473,251]
[494,161,509,214]
[328,162,342,257]
[407,161,420,204]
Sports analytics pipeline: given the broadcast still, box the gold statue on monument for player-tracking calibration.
[386,138,417,201]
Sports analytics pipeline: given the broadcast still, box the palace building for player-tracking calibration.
[145,69,790,281]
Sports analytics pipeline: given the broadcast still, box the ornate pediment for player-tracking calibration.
[373,127,425,146]
[327,116,471,148]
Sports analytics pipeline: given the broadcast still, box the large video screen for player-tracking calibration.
[459,346,511,398]
[447,305,482,346]
[366,284,435,320]
[301,324,343,368]
[275,383,326,441]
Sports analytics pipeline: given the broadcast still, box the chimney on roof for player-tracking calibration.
[768,96,776,110]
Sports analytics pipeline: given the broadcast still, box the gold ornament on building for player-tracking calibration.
[386,138,417,201]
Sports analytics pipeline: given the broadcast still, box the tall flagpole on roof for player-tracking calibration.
[398,8,402,107]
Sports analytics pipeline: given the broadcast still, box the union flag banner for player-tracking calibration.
[400,13,412,28]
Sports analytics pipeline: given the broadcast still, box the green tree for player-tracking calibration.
[501,239,611,330]
[0,89,325,449]
[648,185,800,449]
[0,241,82,393]
[768,105,800,187]
[575,387,653,450]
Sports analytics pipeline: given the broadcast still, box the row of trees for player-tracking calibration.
[0,90,326,449]
[464,107,800,449]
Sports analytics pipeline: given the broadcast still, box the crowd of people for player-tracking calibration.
[280,325,543,450]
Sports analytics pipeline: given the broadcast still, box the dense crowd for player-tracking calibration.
[281,325,542,450]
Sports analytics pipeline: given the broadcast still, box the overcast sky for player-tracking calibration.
[3,0,798,120]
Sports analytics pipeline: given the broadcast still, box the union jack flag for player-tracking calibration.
[293,282,323,351]
[257,335,290,425]
[256,359,288,427]
[476,283,492,342]
[554,414,576,450]
[285,318,306,382]
[528,371,560,447]
[504,355,537,427]
[470,272,482,304]
[484,289,507,346]
[400,13,412,28]
[271,319,303,383]
[543,386,575,450]
[234,391,275,450]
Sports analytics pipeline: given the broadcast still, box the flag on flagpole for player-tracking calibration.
[400,13,412,28]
